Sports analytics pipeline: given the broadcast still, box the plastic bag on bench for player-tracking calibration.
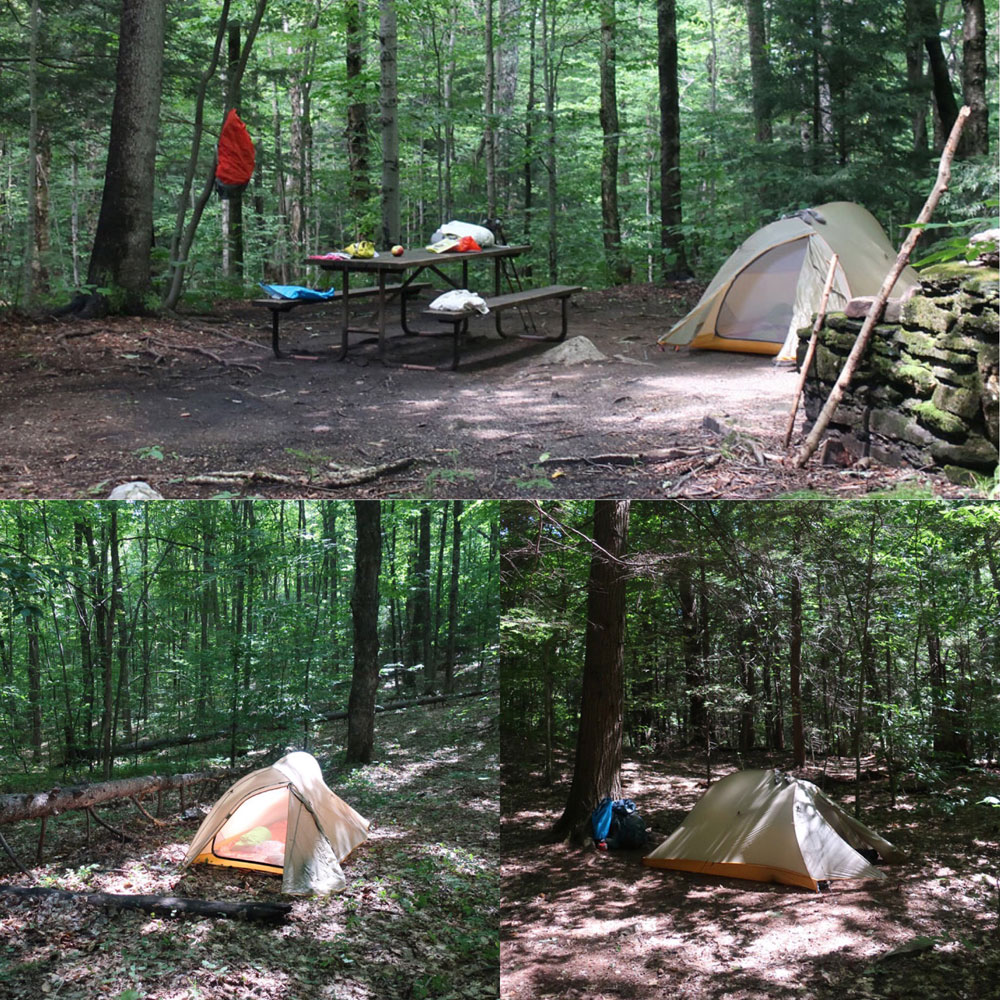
[428,289,490,315]
[259,283,337,301]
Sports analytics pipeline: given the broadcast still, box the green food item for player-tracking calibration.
[236,826,271,846]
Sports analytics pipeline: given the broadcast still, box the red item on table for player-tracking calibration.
[455,235,481,252]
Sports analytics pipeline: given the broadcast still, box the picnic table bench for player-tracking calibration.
[421,284,583,369]
[253,282,430,357]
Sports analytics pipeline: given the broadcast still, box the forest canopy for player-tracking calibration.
[1,0,995,311]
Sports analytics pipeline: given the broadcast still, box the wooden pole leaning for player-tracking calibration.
[792,106,971,469]
[783,253,840,449]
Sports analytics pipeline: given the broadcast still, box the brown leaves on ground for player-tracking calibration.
[0,695,498,1000]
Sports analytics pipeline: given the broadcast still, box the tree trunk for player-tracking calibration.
[909,0,959,146]
[84,0,167,315]
[444,500,463,693]
[413,507,433,690]
[162,0,231,307]
[224,21,245,277]
[379,0,400,246]
[22,0,41,305]
[599,1,630,285]
[790,572,805,768]
[745,0,772,142]
[346,500,382,764]
[678,560,706,743]
[345,0,370,210]
[542,0,558,282]
[484,0,497,218]
[960,0,988,156]
[550,500,630,842]
[656,0,690,278]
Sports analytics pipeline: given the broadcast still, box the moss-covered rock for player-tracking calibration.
[931,383,981,421]
[869,408,912,440]
[942,465,981,487]
[918,262,997,285]
[901,295,957,335]
[930,435,999,470]
[890,359,938,395]
[935,329,990,356]
[825,312,863,335]
[953,310,1000,343]
[912,400,969,437]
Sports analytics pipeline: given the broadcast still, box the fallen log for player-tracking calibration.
[0,886,291,924]
[316,687,493,722]
[0,769,229,826]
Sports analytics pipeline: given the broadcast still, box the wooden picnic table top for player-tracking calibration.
[305,244,530,273]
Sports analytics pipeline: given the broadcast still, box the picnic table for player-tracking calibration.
[304,244,581,369]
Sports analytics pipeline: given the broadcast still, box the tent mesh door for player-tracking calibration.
[715,238,809,343]
[211,785,290,868]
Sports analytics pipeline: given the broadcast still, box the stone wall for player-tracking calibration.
[800,263,999,481]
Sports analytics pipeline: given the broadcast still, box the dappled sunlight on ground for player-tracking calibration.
[1,695,499,1000]
[502,748,999,1000]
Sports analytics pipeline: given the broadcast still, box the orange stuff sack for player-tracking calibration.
[215,109,256,196]
[455,235,482,252]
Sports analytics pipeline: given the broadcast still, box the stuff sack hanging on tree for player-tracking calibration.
[215,109,255,199]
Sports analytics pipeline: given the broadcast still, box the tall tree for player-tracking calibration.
[551,500,630,841]
[379,0,400,245]
[345,0,370,212]
[656,0,689,278]
[745,0,773,143]
[961,0,988,156]
[79,0,167,316]
[346,500,383,765]
[598,0,630,285]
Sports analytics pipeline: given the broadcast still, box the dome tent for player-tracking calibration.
[642,768,904,891]
[658,202,920,362]
[182,751,369,895]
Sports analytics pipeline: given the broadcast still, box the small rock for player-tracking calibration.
[108,481,163,500]
[537,336,606,365]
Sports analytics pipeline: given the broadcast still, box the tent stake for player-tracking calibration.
[793,106,970,468]
[783,254,839,449]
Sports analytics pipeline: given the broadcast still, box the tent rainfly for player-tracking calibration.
[182,751,369,895]
[658,202,920,362]
[642,769,904,891]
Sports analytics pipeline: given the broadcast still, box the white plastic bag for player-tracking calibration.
[428,289,490,315]
[429,220,496,247]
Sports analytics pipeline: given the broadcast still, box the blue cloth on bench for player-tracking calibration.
[259,283,336,301]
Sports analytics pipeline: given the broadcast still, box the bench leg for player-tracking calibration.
[271,311,282,358]
[336,270,351,361]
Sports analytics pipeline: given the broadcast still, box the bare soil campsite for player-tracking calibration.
[0,287,975,500]
[0,695,499,1000]
[501,751,999,1000]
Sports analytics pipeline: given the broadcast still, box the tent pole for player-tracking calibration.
[783,253,839,448]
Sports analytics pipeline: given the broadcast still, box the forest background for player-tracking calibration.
[0,499,499,784]
[1,0,996,316]
[501,499,1000,820]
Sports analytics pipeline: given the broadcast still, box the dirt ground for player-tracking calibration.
[0,694,499,1000]
[0,286,978,499]
[501,751,999,1000]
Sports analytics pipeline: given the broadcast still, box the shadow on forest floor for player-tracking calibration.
[0,693,499,1000]
[501,748,1000,1000]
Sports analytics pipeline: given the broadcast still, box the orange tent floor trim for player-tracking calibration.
[687,336,783,355]
[642,856,819,891]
